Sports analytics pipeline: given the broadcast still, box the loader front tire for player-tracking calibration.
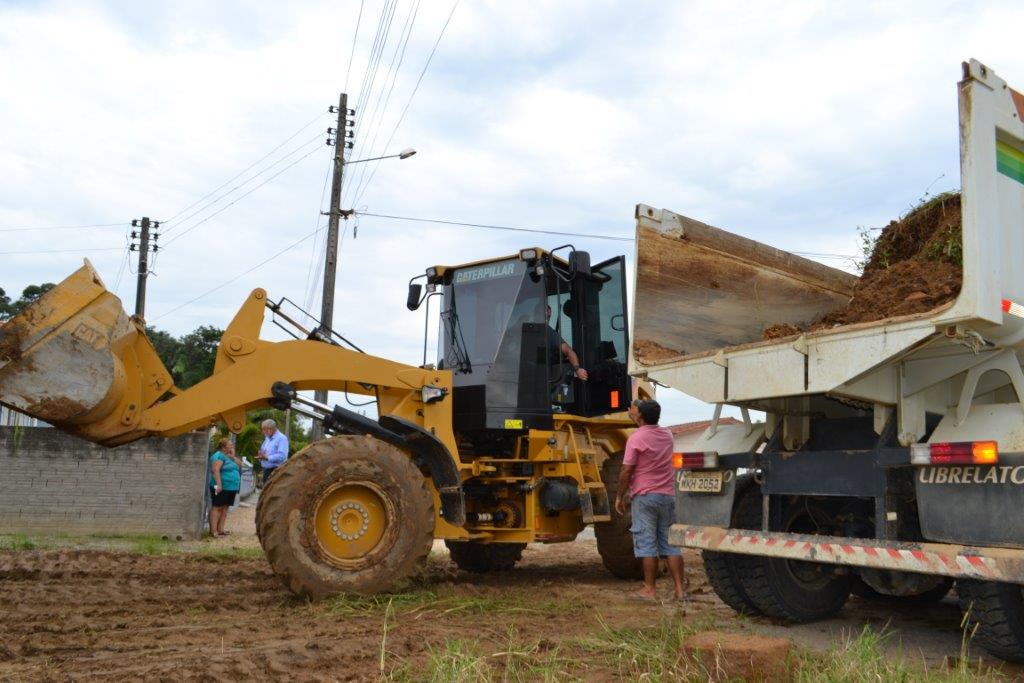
[257,436,434,599]
[445,541,526,573]
[594,453,644,580]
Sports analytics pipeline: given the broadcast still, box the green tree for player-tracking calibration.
[0,283,56,320]
[211,407,311,464]
[0,287,11,320]
[145,326,181,378]
[174,326,222,389]
[11,283,56,315]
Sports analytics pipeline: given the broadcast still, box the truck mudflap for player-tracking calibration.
[671,524,1024,584]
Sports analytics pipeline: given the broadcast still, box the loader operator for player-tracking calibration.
[256,418,289,482]
[545,305,588,381]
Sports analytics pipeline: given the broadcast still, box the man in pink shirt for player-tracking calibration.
[615,399,685,601]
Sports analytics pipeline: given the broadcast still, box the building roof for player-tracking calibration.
[667,417,742,437]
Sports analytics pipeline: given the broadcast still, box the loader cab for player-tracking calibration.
[415,248,631,439]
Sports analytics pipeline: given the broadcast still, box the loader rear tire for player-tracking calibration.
[445,541,526,573]
[736,500,851,622]
[957,580,1024,662]
[702,480,764,616]
[257,436,434,599]
[594,453,644,580]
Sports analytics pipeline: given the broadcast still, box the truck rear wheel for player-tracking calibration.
[852,575,952,604]
[958,579,1024,662]
[737,500,852,622]
[257,436,434,599]
[445,541,526,572]
[702,480,764,615]
[594,454,644,579]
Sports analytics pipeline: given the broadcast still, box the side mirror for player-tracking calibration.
[570,251,591,277]
[406,283,423,310]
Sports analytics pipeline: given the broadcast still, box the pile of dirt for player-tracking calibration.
[633,339,685,363]
[763,192,963,339]
[762,323,802,341]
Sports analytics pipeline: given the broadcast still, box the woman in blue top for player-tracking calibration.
[209,438,242,537]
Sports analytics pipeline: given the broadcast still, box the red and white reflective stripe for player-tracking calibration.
[672,525,1006,581]
[1002,299,1024,318]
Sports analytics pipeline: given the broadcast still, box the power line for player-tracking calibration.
[161,144,326,249]
[152,225,329,322]
[0,222,122,233]
[301,156,335,321]
[356,211,633,242]
[0,246,124,255]
[355,211,858,259]
[162,132,326,236]
[343,0,366,92]
[346,0,400,180]
[161,110,330,225]
[112,246,131,295]
[353,0,459,208]
[347,0,422,205]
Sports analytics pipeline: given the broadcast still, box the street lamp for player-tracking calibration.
[344,148,417,165]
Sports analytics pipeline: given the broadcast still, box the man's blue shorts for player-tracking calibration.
[630,493,681,558]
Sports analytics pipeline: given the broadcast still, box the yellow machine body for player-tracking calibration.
[0,260,635,552]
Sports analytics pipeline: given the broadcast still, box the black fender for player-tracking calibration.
[379,414,466,526]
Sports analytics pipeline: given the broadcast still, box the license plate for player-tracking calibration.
[678,471,724,493]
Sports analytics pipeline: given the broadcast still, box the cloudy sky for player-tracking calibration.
[1,0,1022,425]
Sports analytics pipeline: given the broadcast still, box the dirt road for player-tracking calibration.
[0,508,1017,681]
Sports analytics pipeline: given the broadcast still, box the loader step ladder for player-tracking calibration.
[566,425,611,523]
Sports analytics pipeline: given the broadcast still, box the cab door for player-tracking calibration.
[575,255,632,416]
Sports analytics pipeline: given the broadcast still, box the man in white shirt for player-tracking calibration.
[256,418,289,482]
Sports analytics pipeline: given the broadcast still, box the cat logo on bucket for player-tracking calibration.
[918,465,1024,485]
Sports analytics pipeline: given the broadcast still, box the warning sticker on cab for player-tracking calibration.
[504,419,524,429]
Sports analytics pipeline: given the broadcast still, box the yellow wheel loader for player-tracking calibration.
[0,247,641,597]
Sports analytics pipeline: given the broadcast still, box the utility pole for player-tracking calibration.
[312,93,354,439]
[130,216,159,320]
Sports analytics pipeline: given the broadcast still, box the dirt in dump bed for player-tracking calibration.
[762,323,802,340]
[632,339,685,365]
[762,192,963,339]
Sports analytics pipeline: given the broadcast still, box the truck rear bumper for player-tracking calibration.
[670,524,1024,584]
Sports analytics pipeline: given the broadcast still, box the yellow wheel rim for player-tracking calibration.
[312,481,392,566]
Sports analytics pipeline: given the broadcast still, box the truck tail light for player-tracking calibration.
[673,451,719,470]
[910,441,998,465]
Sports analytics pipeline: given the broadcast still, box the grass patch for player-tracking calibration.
[793,624,1005,682]
[193,545,265,562]
[325,588,583,620]
[0,534,38,550]
[326,588,440,616]
[129,536,177,555]
[576,615,717,681]
[386,626,579,683]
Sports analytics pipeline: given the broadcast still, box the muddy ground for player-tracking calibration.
[0,505,1017,681]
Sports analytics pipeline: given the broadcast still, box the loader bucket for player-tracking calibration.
[0,261,173,443]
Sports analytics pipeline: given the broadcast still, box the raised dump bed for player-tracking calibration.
[630,60,1024,421]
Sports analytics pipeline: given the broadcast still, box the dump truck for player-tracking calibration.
[629,59,1024,662]
[0,247,644,596]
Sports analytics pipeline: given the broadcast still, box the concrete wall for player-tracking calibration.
[0,427,209,539]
